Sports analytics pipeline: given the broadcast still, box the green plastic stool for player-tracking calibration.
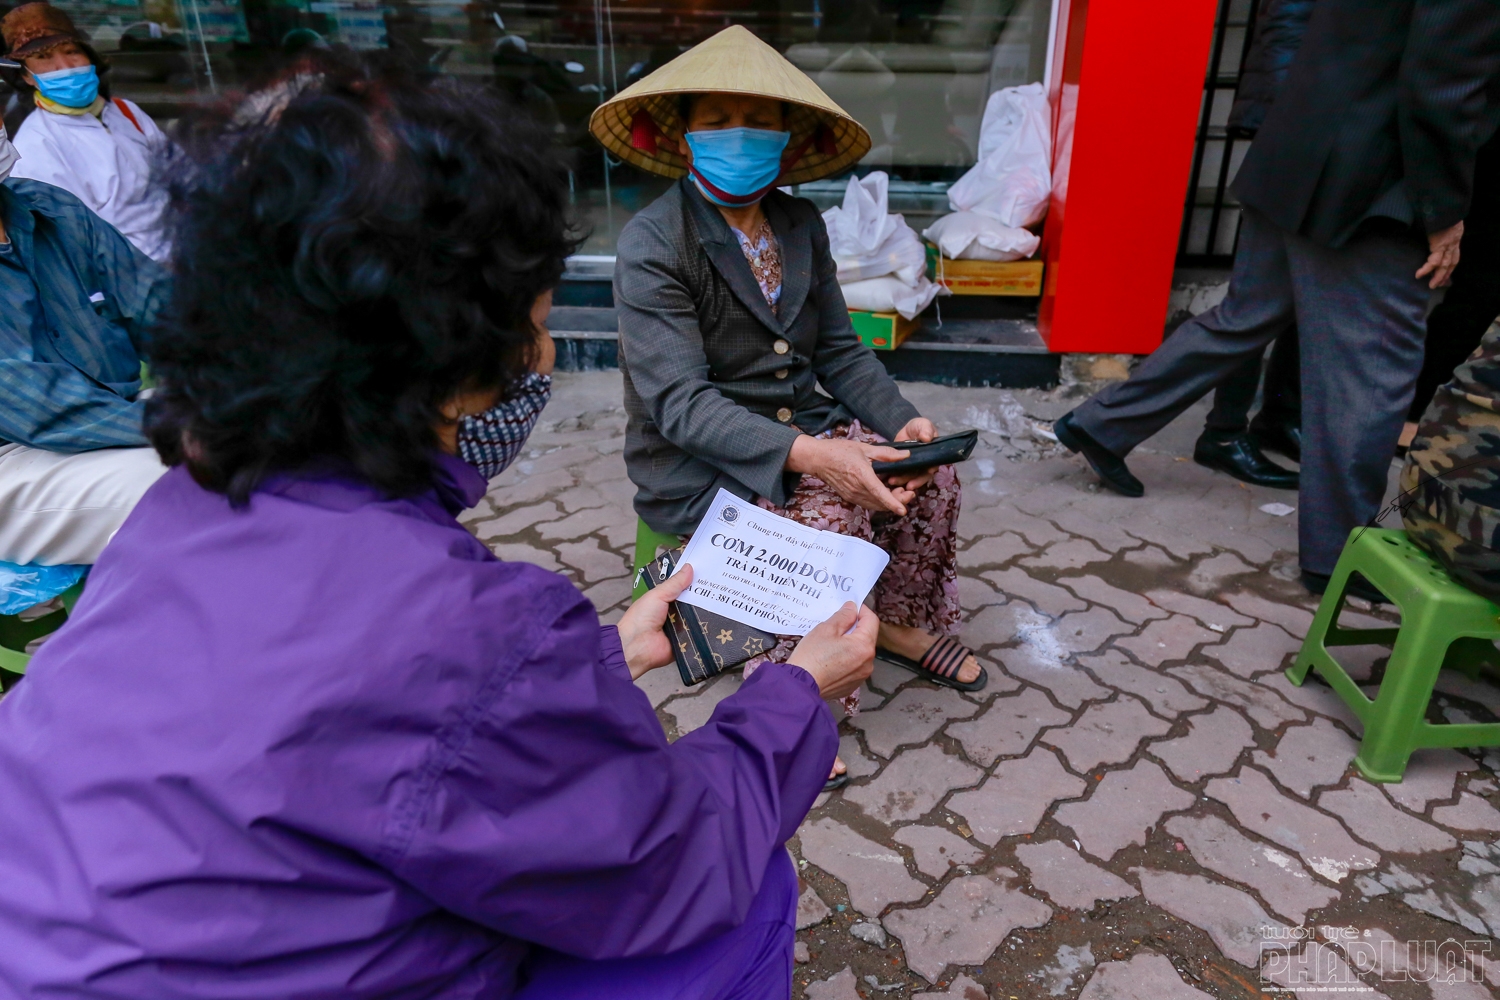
[632,518,681,600]
[1287,528,1500,782]
[0,578,86,681]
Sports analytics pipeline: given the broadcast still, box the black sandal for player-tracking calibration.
[823,772,850,792]
[880,636,988,692]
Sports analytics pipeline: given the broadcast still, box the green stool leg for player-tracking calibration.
[632,518,680,600]
[1353,616,1449,782]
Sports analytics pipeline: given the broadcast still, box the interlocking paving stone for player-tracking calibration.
[960,532,1035,567]
[580,576,632,614]
[947,687,1073,766]
[1115,615,1221,667]
[474,500,564,541]
[845,745,984,825]
[1051,508,1145,553]
[662,673,742,734]
[797,884,832,929]
[1055,760,1195,860]
[797,817,929,917]
[1148,706,1256,781]
[1263,941,1390,999]
[948,748,1087,845]
[1077,950,1215,1000]
[1260,672,1362,730]
[1206,767,1379,881]
[1163,814,1339,923]
[883,871,1052,982]
[838,734,879,779]
[850,686,982,759]
[805,966,861,1000]
[1020,538,1112,572]
[555,538,629,583]
[1383,748,1477,811]
[1252,718,1358,798]
[912,973,989,999]
[1169,664,1308,728]
[1076,649,1209,720]
[635,665,687,709]
[1202,622,1304,679]
[1186,552,1257,593]
[957,574,1007,611]
[894,824,985,879]
[1133,867,1285,968]
[1049,608,1133,655]
[1058,576,1170,625]
[1317,779,1457,853]
[868,658,916,695]
[482,541,563,573]
[1431,792,1500,833]
[1123,545,1178,572]
[982,567,1088,616]
[1043,698,1174,771]
[964,602,1049,652]
[1221,591,1314,639]
[1013,839,1138,909]
[535,505,623,541]
[1142,590,1254,632]
[998,644,1111,709]
[977,507,1069,548]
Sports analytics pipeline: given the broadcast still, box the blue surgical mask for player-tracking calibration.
[33,65,99,109]
[684,127,791,207]
[456,371,552,480]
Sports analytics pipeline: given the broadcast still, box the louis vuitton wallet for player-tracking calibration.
[636,548,779,686]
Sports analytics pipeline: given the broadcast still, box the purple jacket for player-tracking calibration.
[0,455,836,998]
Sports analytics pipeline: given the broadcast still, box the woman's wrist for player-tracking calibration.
[785,433,819,475]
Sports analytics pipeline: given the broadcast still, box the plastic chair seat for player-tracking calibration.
[632,518,680,600]
[1287,528,1500,782]
[0,577,85,679]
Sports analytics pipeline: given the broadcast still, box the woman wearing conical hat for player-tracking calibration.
[593,26,988,777]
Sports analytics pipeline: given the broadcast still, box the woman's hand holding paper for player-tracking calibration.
[618,563,694,679]
[787,435,910,515]
[789,601,877,700]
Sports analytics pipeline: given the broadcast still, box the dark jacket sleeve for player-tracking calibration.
[803,210,920,441]
[614,214,802,500]
[389,579,836,959]
[1398,0,1500,234]
[1227,0,1316,136]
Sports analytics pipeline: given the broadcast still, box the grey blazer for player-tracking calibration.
[615,178,920,535]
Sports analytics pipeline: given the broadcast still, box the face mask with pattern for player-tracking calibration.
[456,372,552,479]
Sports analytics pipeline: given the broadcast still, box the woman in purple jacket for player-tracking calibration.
[0,54,876,1000]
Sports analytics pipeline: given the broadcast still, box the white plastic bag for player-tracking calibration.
[821,171,928,287]
[839,274,942,320]
[922,210,1040,262]
[946,82,1052,229]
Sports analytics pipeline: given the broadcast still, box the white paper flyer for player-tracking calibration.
[675,488,890,636]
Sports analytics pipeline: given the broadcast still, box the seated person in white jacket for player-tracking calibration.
[1,3,171,262]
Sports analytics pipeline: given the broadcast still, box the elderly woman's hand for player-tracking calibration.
[617,564,695,679]
[787,435,911,515]
[884,416,940,496]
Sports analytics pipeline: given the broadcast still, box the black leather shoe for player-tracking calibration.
[1054,412,1144,497]
[1302,569,1387,605]
[1251,421,1302,463]
[1194,432,1299,489]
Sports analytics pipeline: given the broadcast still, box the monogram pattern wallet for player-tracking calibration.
[636,548,778,686]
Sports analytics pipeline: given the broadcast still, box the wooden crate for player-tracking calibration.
[925,243,1044,296]
[849,310,920,351]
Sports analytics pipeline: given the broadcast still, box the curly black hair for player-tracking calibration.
[146,51,579,504]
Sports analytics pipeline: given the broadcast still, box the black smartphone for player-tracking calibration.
[870,429,979,476]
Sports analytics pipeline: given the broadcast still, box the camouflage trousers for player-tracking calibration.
[1399,458,1500,605]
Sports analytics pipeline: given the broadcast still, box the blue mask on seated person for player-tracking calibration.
[33,65,100,109]
[684,127,791,207]
[456,371,552,480]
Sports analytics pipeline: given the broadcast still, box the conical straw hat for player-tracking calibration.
[589,25,871,186]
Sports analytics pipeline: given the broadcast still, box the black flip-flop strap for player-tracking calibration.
[921,636,970,679]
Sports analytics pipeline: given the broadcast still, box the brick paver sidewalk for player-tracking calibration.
[461,372,1500,1000]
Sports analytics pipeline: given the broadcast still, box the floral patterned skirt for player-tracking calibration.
[742,421,963,714]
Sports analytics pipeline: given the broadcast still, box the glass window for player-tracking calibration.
[7,0,1052,254]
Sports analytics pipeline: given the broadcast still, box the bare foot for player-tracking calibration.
[829,756,847,782]
[877,622,982,684]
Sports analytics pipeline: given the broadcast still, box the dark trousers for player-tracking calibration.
[1407,133,1500,422]
[1072,206,1431,575]
[1205,326,1301,437]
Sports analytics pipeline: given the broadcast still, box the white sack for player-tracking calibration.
[922,210,1040,262]
[821,171,928,287]
[947,82,1052,229]
[840,274,942,321]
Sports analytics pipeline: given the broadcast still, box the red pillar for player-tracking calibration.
[1037,0,1219,353]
